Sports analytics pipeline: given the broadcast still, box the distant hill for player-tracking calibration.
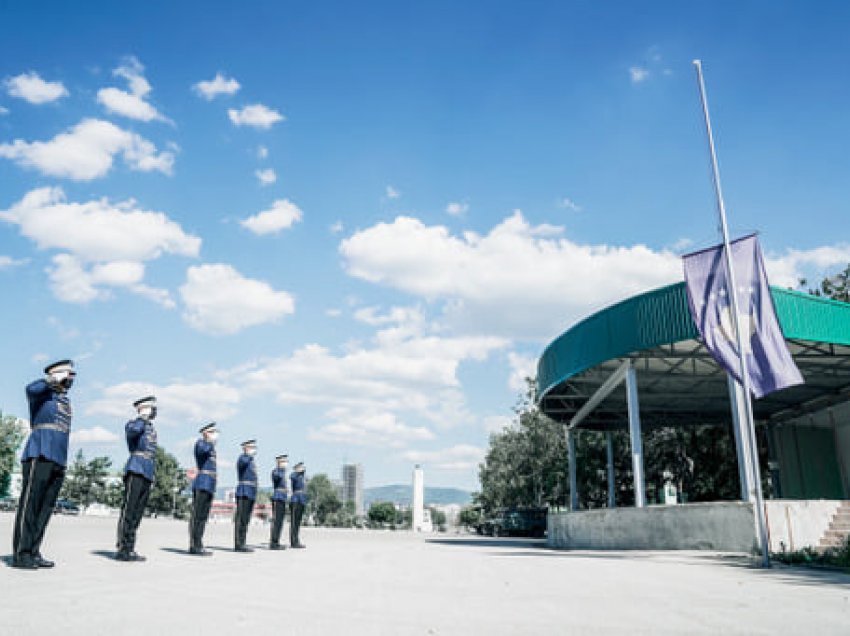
[364,485,472,507]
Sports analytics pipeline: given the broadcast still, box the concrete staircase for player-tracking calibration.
[819,502,850,550]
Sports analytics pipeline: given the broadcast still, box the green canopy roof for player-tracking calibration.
[537,282,850,429]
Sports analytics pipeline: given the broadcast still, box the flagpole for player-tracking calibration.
[693,59,770,567]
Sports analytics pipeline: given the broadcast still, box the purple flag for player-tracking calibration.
[683,234,803,398]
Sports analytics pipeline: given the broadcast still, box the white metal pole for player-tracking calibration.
[625,366,646,508]
[693,59,770,567]
[606,432,616,508]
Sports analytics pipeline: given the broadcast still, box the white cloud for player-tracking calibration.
[507,352,537,392]
[255,168,277,186]
[310,410,434,448]
[325,308,342,318]
[0,187,201,263]
[179,263,295,335]
[0,105,8,115]
[97,57,169,123]
[72,426,120,443]
[226,322,507,447]
[0,118,175,180]
[1,187,198,305]
[385,185,401,200]
[193,73,240,100]
[558,197,581,212]
[0,255,26,269]
[765,245,850,289]
[5,71,68,104]
[329,221,344,234]
[228,104,284,129]
[240,199,302,235]
[402,444,485,471]
[629,66,650,84]
[257,145,269,159]
[482,414,513,434]
[87,380,241,423]
[446,201,469,216]
[340,211,684,340]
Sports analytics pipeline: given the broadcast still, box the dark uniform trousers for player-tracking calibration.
[13,457,66,559]
[234,496,255,549]
[189,489,214,551]
[117,473,151,553]
[290,502,305,547]
[270,500,287,547]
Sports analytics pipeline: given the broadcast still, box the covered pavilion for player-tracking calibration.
[537,281,850,551]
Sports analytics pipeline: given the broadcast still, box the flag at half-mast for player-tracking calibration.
[682,233,803,398]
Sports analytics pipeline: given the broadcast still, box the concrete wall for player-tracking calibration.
[765,499,840,552]
[548,502,757,553]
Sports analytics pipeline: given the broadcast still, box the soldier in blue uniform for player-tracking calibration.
[269,454,289,550]
[189,422,218,556]
[115,396,158,562]
[234,439,258,552]
[289,461,308,549]
[12,359,76,569]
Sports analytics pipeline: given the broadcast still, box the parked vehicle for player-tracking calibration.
[54,498,81,515]
[478,507,547,538]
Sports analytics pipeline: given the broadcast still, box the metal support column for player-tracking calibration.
[567,427,578,511]
[606,432,616,509]
[625,366,646,508]
[728,375,755,502]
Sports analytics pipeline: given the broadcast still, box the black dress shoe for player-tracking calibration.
[189,548,213,556]
[269,544,286,551]
[33,555,55,568]
[290,543,306,549]
[12,555,38,569]
[114,551,130,561]
[235,546,254,553]
[127,551,146,562]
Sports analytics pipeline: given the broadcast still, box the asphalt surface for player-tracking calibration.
[1,512,849,635]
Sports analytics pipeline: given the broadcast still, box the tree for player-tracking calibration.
[306,473,342,525]
[60,450,113,508]
[458,506,481,530]
[802,263,850,302]
[477,376,749,512]
[146,446,190,518]
[477,378,567,512]
[429,507,447,531]
[368,501,397,525]
[0,411,26,498]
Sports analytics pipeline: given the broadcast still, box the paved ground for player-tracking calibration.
[1,512,849,635]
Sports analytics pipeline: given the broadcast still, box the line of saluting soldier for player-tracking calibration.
[11,359,308,570]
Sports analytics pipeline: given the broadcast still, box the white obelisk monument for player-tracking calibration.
[412,464,425,531]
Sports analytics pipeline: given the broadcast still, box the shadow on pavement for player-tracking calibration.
[90,549,119,560]
[426,537,546,549]
[1,554,15,567]
[160,547,194,556]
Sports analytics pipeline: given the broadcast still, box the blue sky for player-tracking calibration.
[1,1,849,490]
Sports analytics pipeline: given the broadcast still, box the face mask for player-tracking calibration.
[61,377,75,390]
[246,447,257,457]
[206,431,219,444]
[139,406,157,420]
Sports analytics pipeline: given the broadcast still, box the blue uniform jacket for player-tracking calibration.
[22,379,72,467]
[235,454,258,500]
[271,468,288,502]
[193,440,217,494]
[123,417,157,482]
[290,471,308,505]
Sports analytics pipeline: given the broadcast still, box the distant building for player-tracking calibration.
[342,463,364,516]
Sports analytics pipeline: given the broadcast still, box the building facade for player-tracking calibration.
[342,463,364,516]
